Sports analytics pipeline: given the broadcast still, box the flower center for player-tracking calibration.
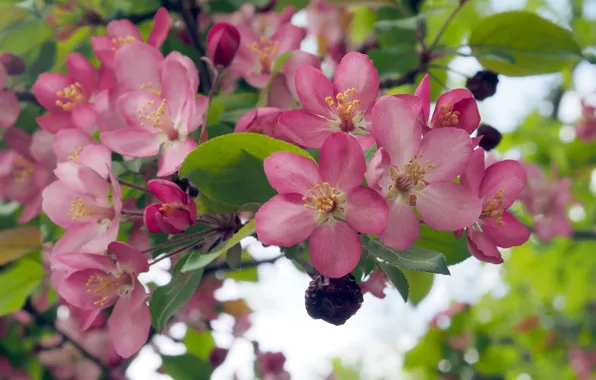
[111,35,137,50]
[385,155,434,201]
[437,104,460,127]
[139,82,162,96]
[248,38,279,74]
[68,146,83,161]
[85,272,123,307]
[67,196,115,221]
[55,82,87,111]
[159,203,187,216]
[12,156,34,183]
[480,189,505,226]
[137,98,179,140]
[325,88,362,133]
[302,182,347,225]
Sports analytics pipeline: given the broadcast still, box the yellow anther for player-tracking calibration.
[85,273,120,306]
[325,88,361,132]
[437,104,460,127]
[247,38,279,73]
[68,147,83,161]
[55,82,86,112]
[111,35,137,50]
[481,189,506,226]
[302,182,345,215]
[12,156,34,183]
[386,156,433,201]
[67,196,92,221]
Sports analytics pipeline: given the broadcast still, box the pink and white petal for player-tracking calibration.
[162,59,191,120]
[294,64,335,117]
[157,139,197,177]
[319,132,365,192]
[30,129,56,165]
[267,74,295,109]
[0,91,20,127]
[480,160,526,208]
[165,51,199,93]
[188,96,209,133]
[309,221,361,278]
[66,53,97,95]
[62,269,116,309]
[255,194,316,247]
[143,204,162,234]
[460,148,485,195]
[128,279,148,312]
[354,133,376,150]
[414,74,430,122]
[235,24,261,47]
[371,96,421,167]
[91,36,116,68]
[5,127,33,159]
[364,148,391,193]
[467,230,503,264]
[32,73,72,112]
[36,112,76,133]
[271,25,306,54]
[116,90,163,129]
[52,223,106,254]
[81,218,119,253]
[379,199,420,250]
[109,298,150,358]
[72,103,97,133]
[54,161,109,198]
[416,182,482,231]
[147,7,170,47]
[482,211,530,248]
[42,182,84,227]
[19,196,42,223]
[333,52,379,112]
[54,129,96,162]
[78,145,112,178]
[107,19,142,40]
[114,42,163,92]
[452,96,480,134]
[418,127,473,183]
[100,129,160,157]
[108,241,149,274]
[432,88,473,128]
[147,179,188,203]
[80,308,103,331]
[281,51,320,98]
[264,151,321,195]
[345,186,388,234]
[278,109,332,148]
[244,72,271,89]
[129,223,150,251]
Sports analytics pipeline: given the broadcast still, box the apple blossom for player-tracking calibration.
[267,51,321,110]
[0,63,20,129]
[207,22,241,68]
[235,107,289,141]
[144,179,197,235]
[359,270,387,299]
[575,99,596,142]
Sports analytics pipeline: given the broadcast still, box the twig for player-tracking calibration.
[149,240,202,265]
[379,67,422,89]
[293,255,317,279]
[143,228,217,254]
[117,178,150,193]
[427,2,465,53]
[204,253,285,275]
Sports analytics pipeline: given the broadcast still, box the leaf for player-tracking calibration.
[184,329,215,361]
[0,226,41,265]
[28,40,56,79]
[350,7,376,44]
[179,133,313,206]
[374,7,444,31]
[206,98,224,125]
[378,264,408,302]
[226,243,242,269]
[367,48,419,76]
[401,269,434,306]
[0,259,44,316]
[363,236,450,275]
[221,299,252,317]
[468,11,582,76]
[0,18,51,54]
[182,219,256,272]
[149,256,204,331]
[161,354,212,380]
[415,225,470,266]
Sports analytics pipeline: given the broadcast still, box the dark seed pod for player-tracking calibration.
[305,273,363,326]
[476,124,502,151]
[466,70,499,101]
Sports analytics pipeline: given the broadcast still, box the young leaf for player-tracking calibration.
[0,259,44,316]
[378,263,409,302]
[161,354,212,380]
[415,225,470,266]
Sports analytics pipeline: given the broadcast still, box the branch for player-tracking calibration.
[204,253,285,275]
[15,91,40,106]
[379,67,422,89]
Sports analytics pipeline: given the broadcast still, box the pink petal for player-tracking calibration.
[364,148,390,193]
[114,42,163,92]
[147,179,188,203]
[116,90,163,130]
[460,148,485,195]
[432,89,479,134]
[52,223,107,254]
[281,51,320,98]
[52,250,116,272]
[416,182,482,231]
[0,91,19,127]
[271,25,305,55]
[157,139,197,176]
[414,74,430,122]
[107,19,142,40]
[333,52,379,112]
[36,112,75,133]
[480,160,526,208]
[235,107,285,138]
[129,223,150,251]
[32,73,72,112]
[319,132,365,192]
[355,133,376,150]
[72,103,97,132]
[91,36,116,68]
[482,211,530,248]
[78,145,112,178]
[54,161,109,199]
[162,59,192,121]
[41,182,83,228]
[66,53,97,95]
[147,7,170,47]
[191,96,209,132]
[278,109,332,148]
[294,64,335,118]
[108,241,149,274]
[5,127,32,159]
[418,127,473,183]
[62,269,117,309]
[345,186,388,234]
[100,128,160,157]
[129,278,148,312]
[309,221,361,278]
[371,96,421,167]
[165,51,199,94]
[143,204,162,234]
[81,217,119,253]
[30,129,56,165]
[54,129,96,162]
[267,74,295,109]
[467,230,503,264]
[255,194,316,247]
[109,298,150,358]
[19,195,42,223]
[379,199,420,250]
[244,72,270,89]
[154,211,186,234]
[264,151,321,195]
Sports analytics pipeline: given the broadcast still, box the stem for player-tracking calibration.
[379,67,421,89]
[143,228,217,254]
[150,239,203,265]
[428,63,469,78]
[293,255,316,279]
[117,178,150,193]
[204,253,285,275]
[428,71,448,90]
[427,2,465,53]
[199,71,222,143]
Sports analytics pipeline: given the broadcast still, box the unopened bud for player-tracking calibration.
[476,124,502,151]
[305,273,363,326]
[0,53,26,76]
[206,23,240,68]
[209,347,229,368]
[466,70,499,101]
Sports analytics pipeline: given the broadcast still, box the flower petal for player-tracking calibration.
[52,223,107,254]
[72,103,97,132]
[414,74,430,122]
[460,148,485,195]
[109,298,150,358]
[66,53,97,96]
[345,186,388,234]
[467,230,503,264]
[364,148,391,193]
[32,73,72,112]
[270,25,306,55]
[483,211,530,248]
[53,161,109,198]
[62,269,117,309]
[432,89,479,134]
[319,132,365,192]
[379,198,420,250]
[108,241,149,274]
[309,221,361,278]
[267,73,295,110]
[418,127,473,183]
[78,145,112,179]
[157,139,197,176]
[36,112,76,133]
[162,59,191,122]
[255,194,316,247]
[281,51,320,99]
[278,109,332,148]
[0,91,19,127]
[114,42,163,92]
[294,64,335,118]
[143,204,162,234]
[333,52,379,112]
[54,129,96,162]
[264,151,321,196]
[147,7,170,48]
[100,129,160,157]
[416,182,482,231]
[91,36,116,68]
[480,160,526,208]
[108,19,142,40]
[147,179,188,203]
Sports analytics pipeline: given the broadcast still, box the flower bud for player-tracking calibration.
[0,53,26,76]
[305,273,363,326]
[466,70,499,101]
[206,23,240,68]
[476,124,502,151]
[209,347,229,368]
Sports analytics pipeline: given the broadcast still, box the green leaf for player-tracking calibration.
[367,48,419,76]
[468,11,582,76]
[363,236,450,275]
[415,225,470,266]
[206,99,224,125]
[226,243,243,269]
[179,133,313,206]
[184,329,215,360]
[0,226,41,265]
[28,40,56,79]
[401,269,434,306]
[350,7,376,44]
[0,18,51,54]
[160,354,212,380]
[193,192,238,214]
[378,264,408,302]
[374,7,444,31]
[213,92,258,112]
[0,259,43,316]
[182,219,256,273]
[150,256,204,331]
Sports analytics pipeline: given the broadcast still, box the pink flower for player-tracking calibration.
[575,99,596,142]
[306,0,349,65]
[0,63,19,128]
[42,148,121,254]
[257,351,290,380]
[278,52,379,149]
[0,357,30,380]
[53,128,102,163]
[53,242,150,358]
[229,23,305,88]
[569,346,596,380]
[359,270,387,299]
[235,107,289,141]
[366,96,482,250]
[267,51,321,110]
[460,149,529,263]
[91,7,170,68]
[207,22,241,68]
[401,74,481,135]
[33,53,115,133]
[144,179,197,235]
[256,133,388,278]
[0,128,55,222]
[100,43,208,176]
[178,276,224,325]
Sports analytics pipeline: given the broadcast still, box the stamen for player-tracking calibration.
[68,147,83,161]
[248,38,279,73]
[55,82,86,111]
[437,104,460,127]
[85,273,119,306]
[302,182,347,223]
[111,35,137,51]
[67,196,92,221]
[480,189,506,226]
[325,88,361,132]
[12,156,34,183]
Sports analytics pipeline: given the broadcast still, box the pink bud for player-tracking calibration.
[206,22,240,68]
[0,53,25,76]
[144,179,197,235]
[209,347,229,368]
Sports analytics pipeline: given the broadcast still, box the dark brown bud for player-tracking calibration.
[476,124,502,151]
[466,70,499,101]
[305,273,363,326]
[209,347,229,368]
[0,53,26,76]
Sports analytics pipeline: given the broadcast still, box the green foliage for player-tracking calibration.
[0,259,43,316]
[379,263,409,302]
[160,354,212,380]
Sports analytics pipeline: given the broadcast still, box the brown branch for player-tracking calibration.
[204,253,285,275]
